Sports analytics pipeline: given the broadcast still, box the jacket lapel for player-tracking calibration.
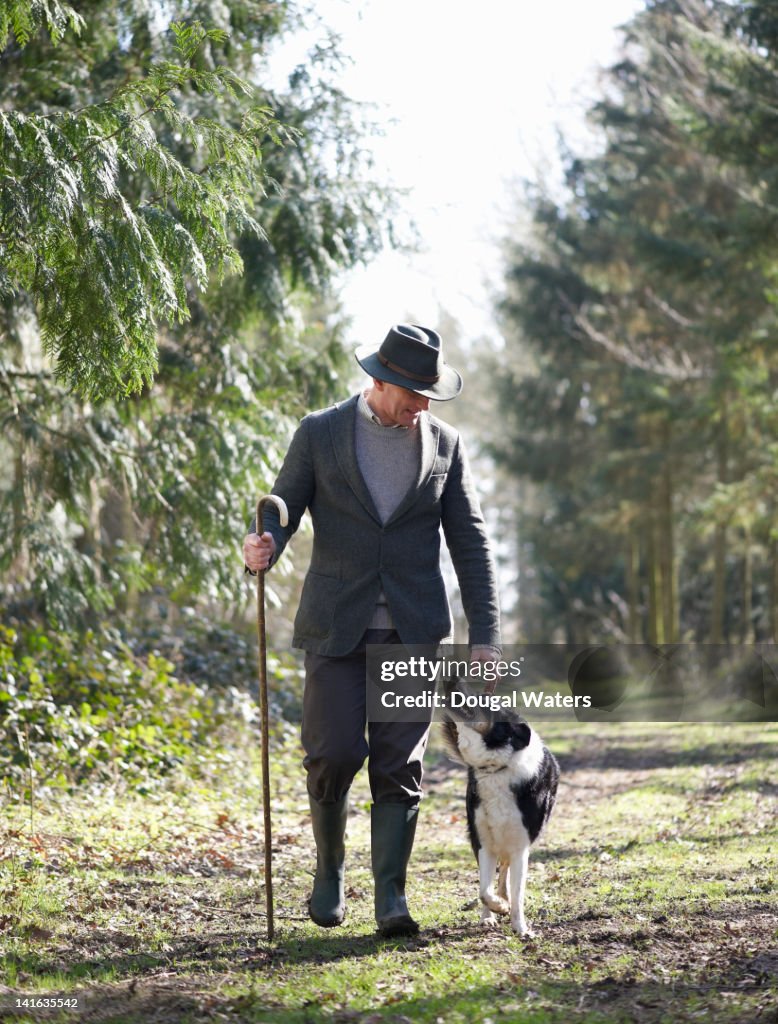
[385,412,440,526]
[329,395,382,524]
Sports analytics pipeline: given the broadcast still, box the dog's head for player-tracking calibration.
[440,677,533,770]
[442,703,533,772]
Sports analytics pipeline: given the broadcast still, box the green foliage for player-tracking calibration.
[496,0,778,643]
[0,0,84,49]
[1,18,290,399]
[129,606,306,722]
[0,622,255,793]
[0,1,398,626]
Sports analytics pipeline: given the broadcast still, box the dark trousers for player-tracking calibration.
[302,629,432,805]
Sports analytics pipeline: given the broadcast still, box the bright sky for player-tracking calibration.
[273,0,644,349]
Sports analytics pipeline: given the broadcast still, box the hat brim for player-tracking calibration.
[355,346,463,401]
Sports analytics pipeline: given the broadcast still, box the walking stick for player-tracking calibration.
[255,494,289,942]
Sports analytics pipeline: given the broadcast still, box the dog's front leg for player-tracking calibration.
[480,905,499,926]
[508,846,533,937]
[496,862,508,902]
[480,861,510,927]
[479,848,509,917]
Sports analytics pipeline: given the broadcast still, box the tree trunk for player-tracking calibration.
[120,469,138,616]
[12,443,29,577]
[742,526,754,644]
[710,524,727,644]
[770,535,778,643]
[646,509,664,646]
[659,426,678,643]
[101,471,139,616]
[626,528,641,642]
[710,397,729,644]
[79,476,103,563]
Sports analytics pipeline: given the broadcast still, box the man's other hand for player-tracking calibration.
[243,532,276,573]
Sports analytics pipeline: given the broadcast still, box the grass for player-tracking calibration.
[0,720,776,1023]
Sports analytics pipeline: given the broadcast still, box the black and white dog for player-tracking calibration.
[442,704,559,936]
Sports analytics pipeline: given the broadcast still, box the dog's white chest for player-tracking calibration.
[473,771,531,859]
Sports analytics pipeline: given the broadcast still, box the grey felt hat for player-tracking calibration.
[355,323,463,401]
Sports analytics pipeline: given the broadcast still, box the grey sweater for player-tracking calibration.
[355,391,421,626]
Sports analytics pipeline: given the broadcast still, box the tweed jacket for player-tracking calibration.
[256,394,501,656]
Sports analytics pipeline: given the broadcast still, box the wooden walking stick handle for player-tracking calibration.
[255,494,288,942]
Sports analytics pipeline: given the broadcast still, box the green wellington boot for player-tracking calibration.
[308,793,348,927]
[371,802,420,938]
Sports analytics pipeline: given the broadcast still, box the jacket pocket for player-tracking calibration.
[413,571,451,639]
[425,472,448,500]
[295,571,344,639]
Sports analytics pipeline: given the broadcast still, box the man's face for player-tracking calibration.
[372,381,431,427]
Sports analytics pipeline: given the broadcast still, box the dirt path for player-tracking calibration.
[1,722,776,1023]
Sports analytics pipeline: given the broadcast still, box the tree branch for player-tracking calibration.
[642,287,698,329]
[558,291,709,381]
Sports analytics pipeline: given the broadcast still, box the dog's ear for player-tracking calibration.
[483,720,514,749]
[511,721,532,750]
[440,717,464,762]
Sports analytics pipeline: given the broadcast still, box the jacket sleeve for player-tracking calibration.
[246,415,315,568]
[440,435,502,648]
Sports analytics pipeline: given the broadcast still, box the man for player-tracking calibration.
[243,323,500,937]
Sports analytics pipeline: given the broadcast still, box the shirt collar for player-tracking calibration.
[358,389,408,429]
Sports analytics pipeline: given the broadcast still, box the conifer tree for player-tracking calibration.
[0,1,396,623]
[496,0,778,643]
